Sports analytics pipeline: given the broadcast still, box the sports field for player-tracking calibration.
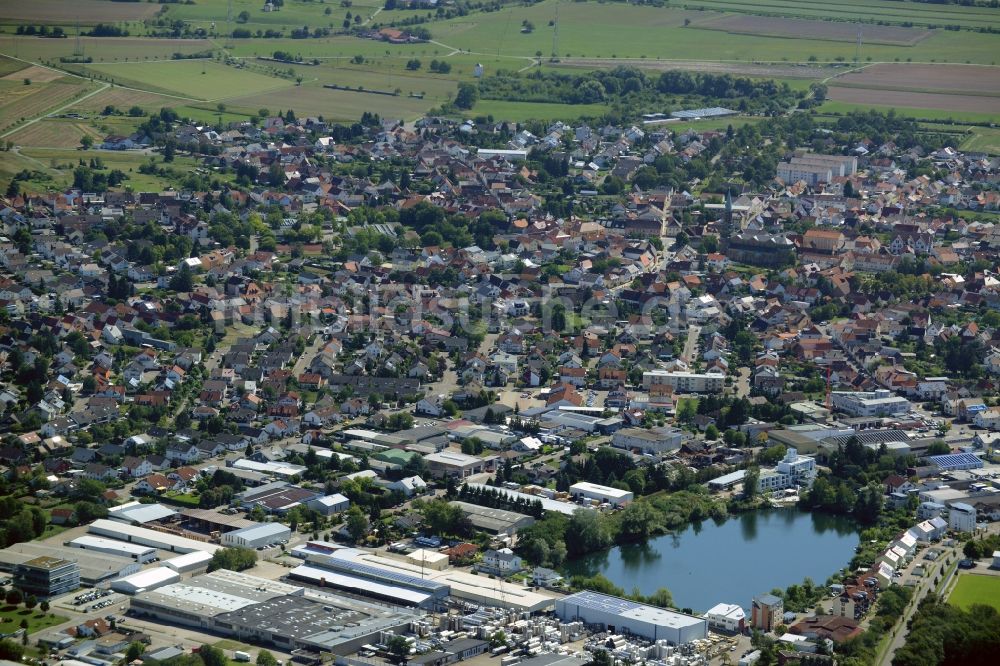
[948,574,1000,612]
[84,60,293,101]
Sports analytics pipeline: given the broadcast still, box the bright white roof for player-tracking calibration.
[162,550,213,570]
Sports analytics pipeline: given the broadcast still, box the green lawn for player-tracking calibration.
[0,606,67,634]
[84,60,294,101]
[948,574,1000,612]
[960,126,1000,155]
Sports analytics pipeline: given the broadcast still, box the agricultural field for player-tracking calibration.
[83,60,293,101]
[0,54,28,77]
[6,117,105,148]
[825,87,1000,116]
[0,0,159,27]
[159,0,382,31]
[818,99,999,125]
[832,63,1000,96]
[0,75,96,135]
[0,36,214,63]
[65,86,179,114]
[693,14,932,46]
[681,0,1000,31]
[948,574,1000,612]
[425,2,1000,64]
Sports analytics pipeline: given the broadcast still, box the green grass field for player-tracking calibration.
[960,127,1000,155]
[0,606,67,634]
[84,60,293,101]
[681,0,1000,30]
[425,1,1000,64]
[0,36,214,62]
[6,147,227,193]
[818,99,999,124]
[161,0,382,32]
[224,82,436,121]
[948,574,1000,612]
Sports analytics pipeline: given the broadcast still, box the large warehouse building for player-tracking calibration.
[555,591,707,645]
[69,536,157,563]
[129,570,420,655]
[221,523,291,549]
[89,519,220,554]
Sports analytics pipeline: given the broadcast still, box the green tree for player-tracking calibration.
[742,465,760,499]
[126,642,146,662]
[454,83,478,110]
[80,135,94,150]
[386,635,410,664]
[4,589,21,606]
[345,505,369,542]
[256,650,278,666]
[200,645,228,666]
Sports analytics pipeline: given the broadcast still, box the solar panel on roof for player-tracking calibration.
[928,452,983,470]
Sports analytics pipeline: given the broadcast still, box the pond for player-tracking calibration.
[562,508,859,613]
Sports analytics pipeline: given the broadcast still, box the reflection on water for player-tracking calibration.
[563,508,858,613]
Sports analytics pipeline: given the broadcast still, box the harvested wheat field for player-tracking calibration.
[827,86,1000,113]
[833,63,1000,95]
[696,15,932,46]
[3,65,65,83]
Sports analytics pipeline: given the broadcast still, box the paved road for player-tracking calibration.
[682,324,701,364]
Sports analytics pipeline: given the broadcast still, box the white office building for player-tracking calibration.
[757,448,816,493]
[831,390,911,417]
[703,603,746,633]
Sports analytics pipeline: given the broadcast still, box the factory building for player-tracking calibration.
[295,548,555,613]
[555,591,707,645]
[448,501,535,536]
[108,502,178,526]
[111,567,181,595]
[569,482,633,508]
[611,427,687,455]
[221,523,291,549]
[130,570,420,655]
[162,550,213,574]
[68,535,158,563]
[88,518,220,554]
